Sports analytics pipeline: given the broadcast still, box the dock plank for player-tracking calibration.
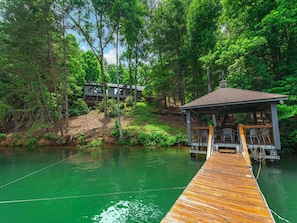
[161,152,275,223]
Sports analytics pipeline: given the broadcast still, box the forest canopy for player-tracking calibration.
[0,0,296,150]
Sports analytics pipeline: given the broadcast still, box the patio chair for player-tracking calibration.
[222,128,234,142]
[249,128,260,144]
[198,129,208,143]
[261,128,271,144]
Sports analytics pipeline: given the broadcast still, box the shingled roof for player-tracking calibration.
[181,88,288,113]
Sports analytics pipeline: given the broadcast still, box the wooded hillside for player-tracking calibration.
[0,0,296,151]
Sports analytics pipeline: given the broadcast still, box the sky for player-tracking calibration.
[66,23,117,64]
[74,34,117,65]
[80,44,117,65]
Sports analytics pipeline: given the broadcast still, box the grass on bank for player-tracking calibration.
[115,101,188,146]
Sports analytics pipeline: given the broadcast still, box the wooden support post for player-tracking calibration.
[239,124,252,167]
[186,110,191,146]
[206,126,213,160]
[271,102,281,150]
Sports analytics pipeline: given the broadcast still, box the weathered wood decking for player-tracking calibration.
[161,152,275,223]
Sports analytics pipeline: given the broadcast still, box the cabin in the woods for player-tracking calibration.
[83,82,145,106]
[181,80,289,160]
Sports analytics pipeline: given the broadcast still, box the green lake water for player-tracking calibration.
[0,146,296,223]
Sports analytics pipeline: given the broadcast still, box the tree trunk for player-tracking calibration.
[63,19,69,130]
[99,57,108,117]
[134,50,139,107]
[116,26,123,139]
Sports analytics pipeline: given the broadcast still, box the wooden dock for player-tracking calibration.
[161,152,275,223]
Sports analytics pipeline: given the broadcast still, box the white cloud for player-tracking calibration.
[80,46,87,52]
[104,48,116,64]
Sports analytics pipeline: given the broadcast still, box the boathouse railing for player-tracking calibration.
[240,124,279,160]
[189,124,279,160]
[191,126,209,144]
[241,124,274,146]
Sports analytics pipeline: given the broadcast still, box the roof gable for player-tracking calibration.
[181,88,288,110]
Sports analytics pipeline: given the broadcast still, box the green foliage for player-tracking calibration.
[0,133,6,139]
[82,50,101,82]
[149,0,189,104]
[98,99,119,117]
[138,132,156,146]
[111,119,120,137]
[130,138,137,146]
[25,138,38,150]
[107,99,118,118]
[87,138,103,147]
[138,131,180,147]
[118,139,128,146]
[78,132,84,147]
[123,101,188,146]
[0,100,11,125]
[97,100,105,112]
[174,133,188,145]
[45,132,60,141]
[69,99,89,117]
[125,95,134,107]
[1,0,296,150]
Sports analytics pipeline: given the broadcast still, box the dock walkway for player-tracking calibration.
[161,152,274,222]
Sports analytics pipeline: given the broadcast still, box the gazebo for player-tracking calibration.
[181,81,289,160]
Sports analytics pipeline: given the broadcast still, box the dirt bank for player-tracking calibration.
[0,108,186,147]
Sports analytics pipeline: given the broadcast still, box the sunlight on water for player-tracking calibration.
[92,199,163,223]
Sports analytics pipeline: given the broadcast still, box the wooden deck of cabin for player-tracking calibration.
[161,151,275,223]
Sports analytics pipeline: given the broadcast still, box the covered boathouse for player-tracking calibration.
[181,81,289,160]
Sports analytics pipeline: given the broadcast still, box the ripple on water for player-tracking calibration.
[92,199,163,223]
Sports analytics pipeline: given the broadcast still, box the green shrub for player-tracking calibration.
[78,132,84,146]
[151,131,167,144]
[120,102,125,109]
[123,130,130,138]
[107,99,118,118]
[99,99,119,117]
[138,132,156,146]
[97,100,104,112]
[137,131,186,147]
[69,99,89,117]
[175,134,188,145]
[87,138,103,147]
[0,133,6,139]
[125,95,134,107]
[130,138,137,146]
[118,139,128,145]
[25,137,38,150]
[13,141,22,147]
[45,132,59,140]
[111,119,120,137]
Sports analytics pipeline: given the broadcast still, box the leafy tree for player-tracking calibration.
[58,0,116,116]
[214,0,297,149]
[108,0,146,138]
[149,0,190,105]
[82,50,101,82]
[64,34,88,115]
[0,0,63,133]
[185,0,222,100]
